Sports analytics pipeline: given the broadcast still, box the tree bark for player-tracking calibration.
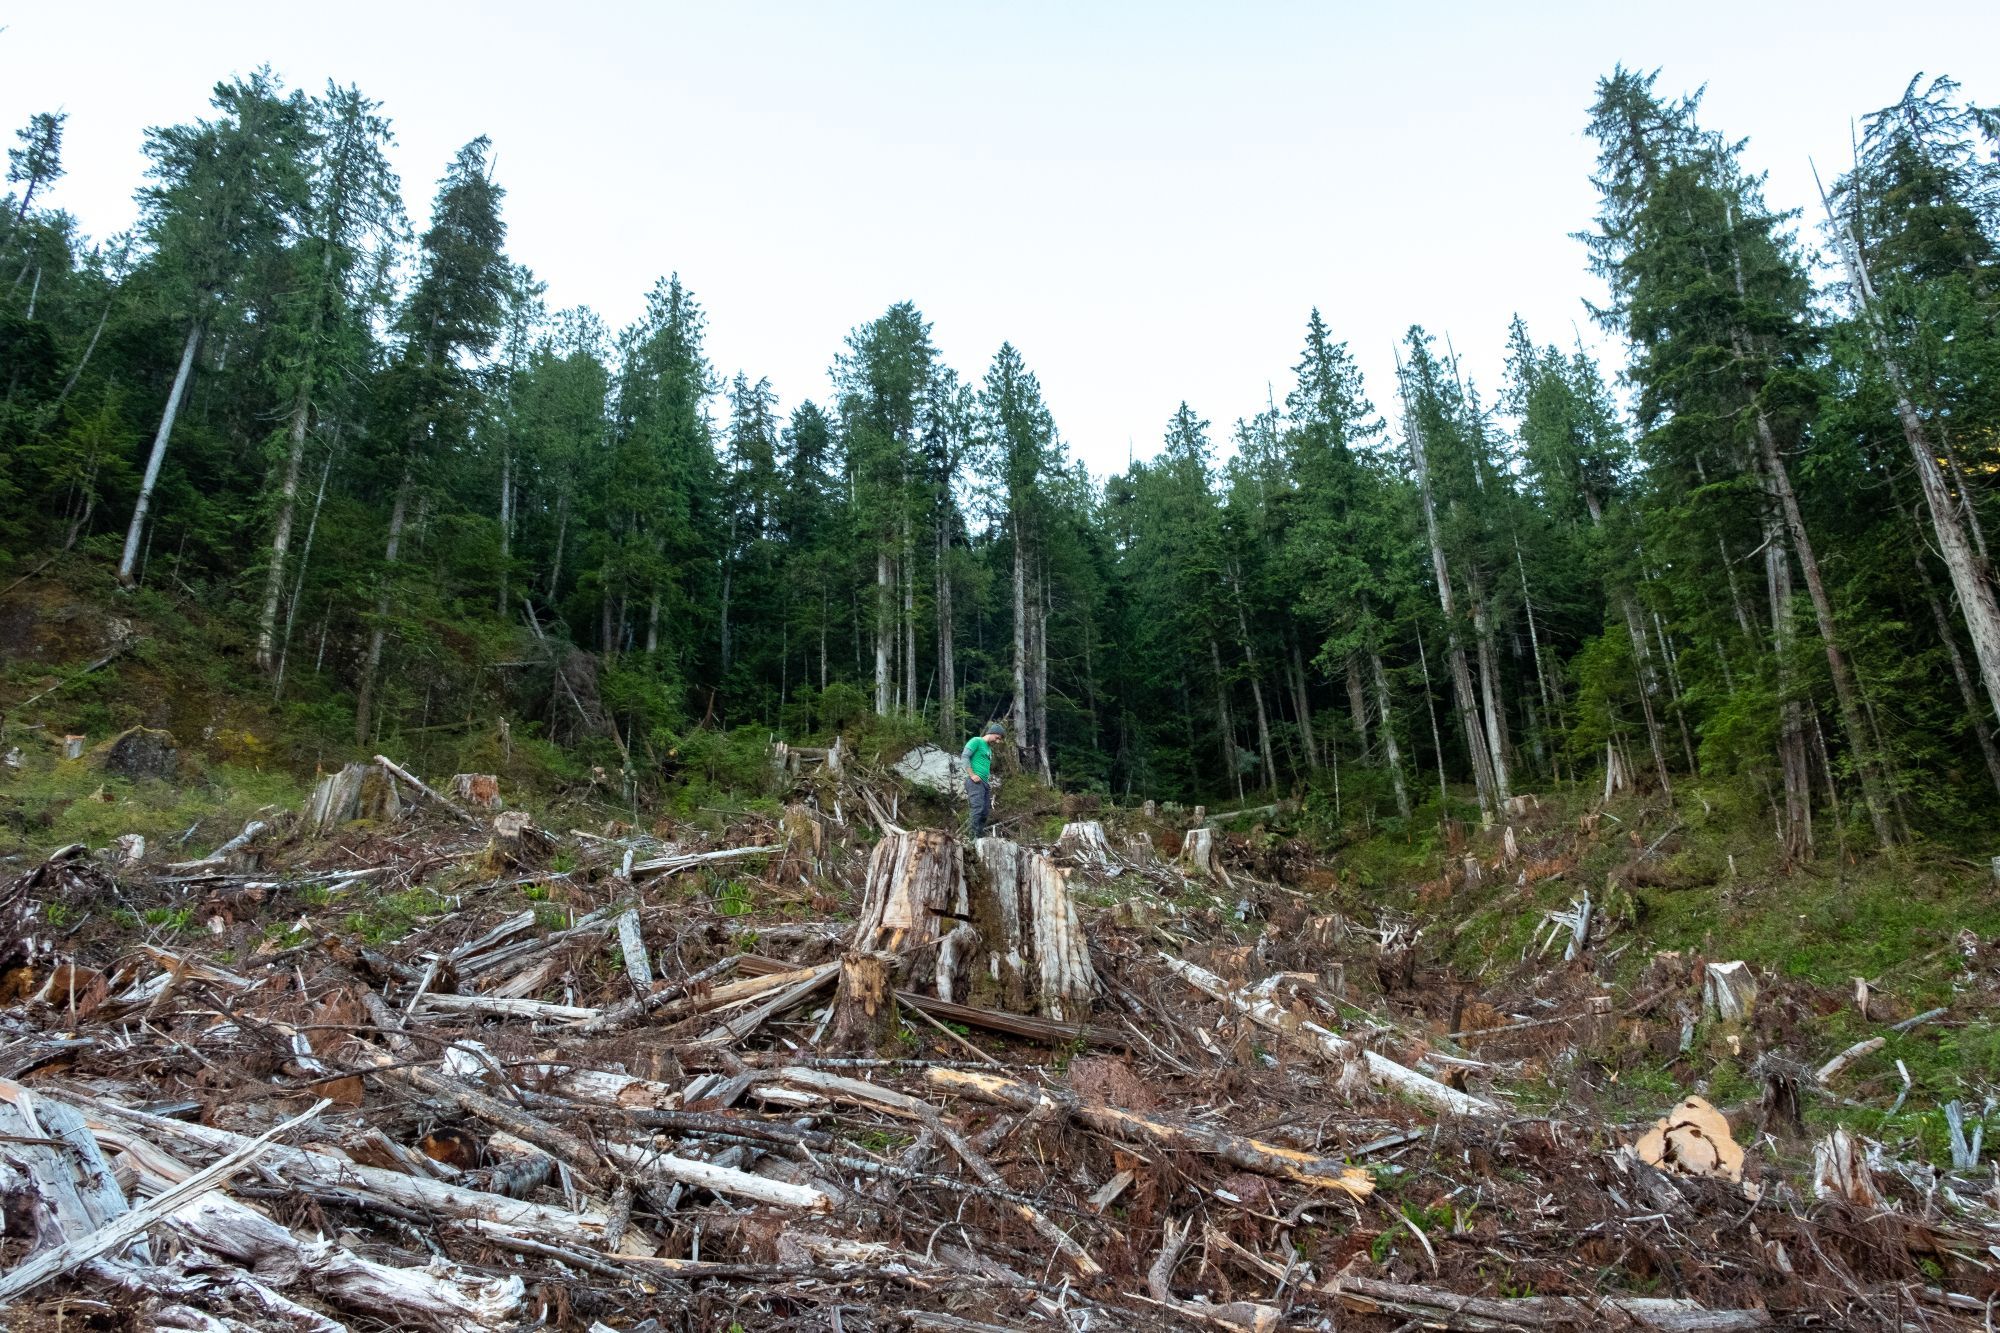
[353,468,412,748]
[828,952,900,1054]
[1822,186,2000,749]
[935,516,955,741]
[1289,638,1318,770]
[117,322,201,585]
[968,838,1093,1021]
[1371,649,1413,818]
[1403,381,1499,822]
[1752,412,1894,850]
[875,548,894,714]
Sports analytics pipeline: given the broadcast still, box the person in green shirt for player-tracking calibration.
[962,722,1004,838]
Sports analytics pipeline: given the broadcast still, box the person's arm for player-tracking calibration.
[963,739,984,782]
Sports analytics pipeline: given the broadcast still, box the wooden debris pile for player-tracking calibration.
[0,761,1992,1330]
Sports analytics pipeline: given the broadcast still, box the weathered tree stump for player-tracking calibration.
[1703,961,1757,1024]
[305,763,371,832]
[779,802,825,882]
[490,810,553,866]
[450,773,504,810]
[969,838,1094,1022]
[1122,832,1155,868]
[1055,820,1114,869]
[1180,828,1214,877]
[851,829,969,998]
[827,951,900,1053]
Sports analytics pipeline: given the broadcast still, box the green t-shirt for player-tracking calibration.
[962,735,992,781]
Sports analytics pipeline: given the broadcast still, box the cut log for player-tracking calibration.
[1180,827,1214,876]
[1161,955,1497,1118]
[927,1068,1373,1198]
[1633,1095,1746,1185]
[1702,961,1757,1024]
[827,950,901,1054]
[968,838,1095,1022]
[448,773,503,810]
[615,907,651,993]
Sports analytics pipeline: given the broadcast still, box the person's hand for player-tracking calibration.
[968,773,982,783]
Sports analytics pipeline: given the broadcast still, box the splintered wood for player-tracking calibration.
[970,837,1095,1022]
[0,765,1975,1332]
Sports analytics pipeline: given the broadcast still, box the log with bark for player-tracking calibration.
[1322,1275,1773,1330]
[926,1068,1375,1198]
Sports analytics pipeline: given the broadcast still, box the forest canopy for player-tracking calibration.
[5,66,2000,855]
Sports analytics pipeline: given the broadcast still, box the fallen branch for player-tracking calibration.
[373,755,478,825]
[926,1068,1374,1198]
[1160,954,1496,1117]
[0,1097,331,1302]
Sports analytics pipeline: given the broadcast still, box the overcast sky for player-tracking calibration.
[4,2,1995,473]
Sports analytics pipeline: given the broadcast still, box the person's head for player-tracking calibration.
[983,722,1005,742]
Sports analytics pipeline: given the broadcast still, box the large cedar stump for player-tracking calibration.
[969,838,1095,1022]
[850,829,971,999]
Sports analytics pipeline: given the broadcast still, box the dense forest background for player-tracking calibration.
[4,66,1999,856]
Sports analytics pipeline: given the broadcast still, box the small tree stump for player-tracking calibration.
[491,810,553,866]
[1180,828,1214,877]
[1122,833,1154,868]
[450,774,504,810]
[306,763,371,832]
[828,951,900,1054]
[1055,820,1114,869]
[1703,961,1757,1024]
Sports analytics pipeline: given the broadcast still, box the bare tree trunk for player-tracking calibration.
[1345,658,1371,756]
[255,377,313,673]
[935,518,955,742]
[1753,414,1893,849]
[1209,636,1242,802]
[1290,638,1318,770]
[117,322,201,585]
[497,442,512,616]
[875,547,894,715]
[1913,531,2000,800]
[52,297,111,412]
[1822,186,2000,745]
[1033,559,1052,782]
[1227,564,1277,791]
[902,512,917,719]
[546,491,569,600]
[1011,529,1028,756]
[1413,628,1449,809]
[1371,649,1412,818]
[274,436,338,700]
[1763,498,1812,864]
[354,468,413,748]
[1469,585,1512,803]
[646,587,661,655]
[1404,381,1499,822]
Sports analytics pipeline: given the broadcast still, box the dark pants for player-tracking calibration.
[966,777,991,839]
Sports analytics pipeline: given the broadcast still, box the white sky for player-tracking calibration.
[4,2,1995,474]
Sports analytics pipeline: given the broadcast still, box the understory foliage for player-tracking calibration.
[5,67,2000,853]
